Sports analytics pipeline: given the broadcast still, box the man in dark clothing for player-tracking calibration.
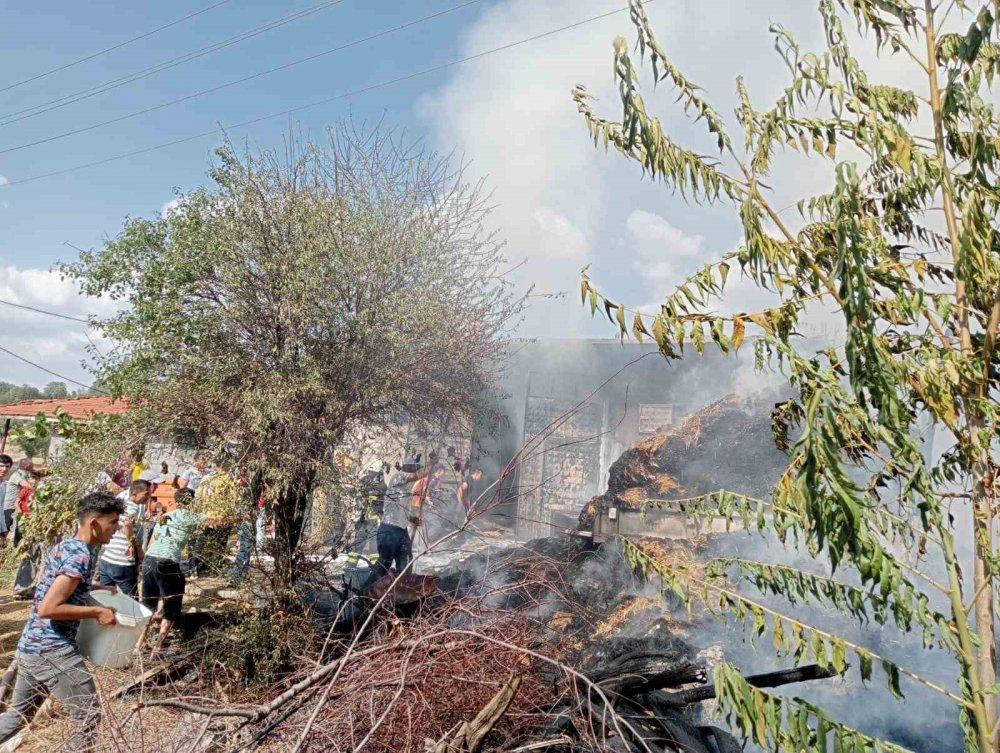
[348,462,387,566]
[362,460,417,589]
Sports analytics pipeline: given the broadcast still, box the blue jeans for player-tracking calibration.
[229,521,255,585]
[98,560,138,598]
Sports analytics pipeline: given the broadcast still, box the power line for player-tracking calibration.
[0,345,103,393]
[0,2,640,187]
[0,297,92,324]
[0,0,485,157]
[0,0,351,127]
[0,1,232,95]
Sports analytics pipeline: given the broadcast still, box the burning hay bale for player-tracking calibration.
[579,394,788,528]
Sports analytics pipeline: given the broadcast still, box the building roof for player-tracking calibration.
[0,395,127,422]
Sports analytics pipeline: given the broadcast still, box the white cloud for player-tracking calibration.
[418,0,635,334]
[627,210,704,257]
[0,175,8,186]
[532,207,588,259]
[626,209,705,290]
[161,197,184,216]
[0,265,119,388]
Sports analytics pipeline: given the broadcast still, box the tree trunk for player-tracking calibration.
[272,481,313,591]
[972,451,998,736]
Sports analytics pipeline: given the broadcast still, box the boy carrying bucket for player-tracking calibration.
[0,491,125,751]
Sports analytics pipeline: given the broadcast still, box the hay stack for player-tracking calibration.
[579,394,788,527]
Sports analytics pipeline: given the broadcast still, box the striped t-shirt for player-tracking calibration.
[100,498,142,567]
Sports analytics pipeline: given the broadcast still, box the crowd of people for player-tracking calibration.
[0,444,482,750]
[0,450,260,749]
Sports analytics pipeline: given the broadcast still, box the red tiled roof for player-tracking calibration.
[0,396,127,421]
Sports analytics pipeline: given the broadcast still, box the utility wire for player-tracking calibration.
[0,2,641,187]
[0,297,91,324]
[0,0,485,157]
[0,1,232,95]
[0,345,103,393]
[0,0,351,127]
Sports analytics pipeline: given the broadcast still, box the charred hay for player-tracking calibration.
[423,536,739,753]
[579,395,788,528]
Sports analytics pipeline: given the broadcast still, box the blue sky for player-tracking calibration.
[0,0,485,262]
[0,0,857,387]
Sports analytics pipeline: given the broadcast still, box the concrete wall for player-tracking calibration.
[142,440,199,476]
[471,340,754,540]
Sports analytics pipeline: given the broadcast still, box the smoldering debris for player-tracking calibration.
[398,535,826,753]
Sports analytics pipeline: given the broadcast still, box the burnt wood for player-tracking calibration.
[660,663,839,707]
[587,651,706,694]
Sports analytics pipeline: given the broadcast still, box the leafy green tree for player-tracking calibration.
[577,0,1000,749]
[0,383,42,404]
[67,125,522,590]
[41,381,68,399]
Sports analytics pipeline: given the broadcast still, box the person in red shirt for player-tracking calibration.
[16,472,39,516]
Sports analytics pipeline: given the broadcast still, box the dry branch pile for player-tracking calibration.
[263,613,553,752]
[104,537,747,752]
[579,395,788,528]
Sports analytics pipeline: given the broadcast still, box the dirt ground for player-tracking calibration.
[0,596,29,658]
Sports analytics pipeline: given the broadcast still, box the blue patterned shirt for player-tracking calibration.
[17,538,94,654]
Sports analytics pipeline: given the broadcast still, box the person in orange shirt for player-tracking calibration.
[410,463,447,550]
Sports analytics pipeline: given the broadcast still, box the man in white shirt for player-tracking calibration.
[98,479,153,597]
[177,453,209,492]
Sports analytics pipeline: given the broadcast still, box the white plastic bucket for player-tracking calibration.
[78,590,152,669]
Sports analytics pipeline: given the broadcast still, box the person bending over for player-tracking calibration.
[0,492,123,751]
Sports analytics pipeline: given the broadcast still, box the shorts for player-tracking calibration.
[99,560,138,598]
[141,556,185,621]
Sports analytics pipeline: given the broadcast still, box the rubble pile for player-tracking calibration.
[580,395,789,528]
[217,536,745,752]
[423,536,741,753]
